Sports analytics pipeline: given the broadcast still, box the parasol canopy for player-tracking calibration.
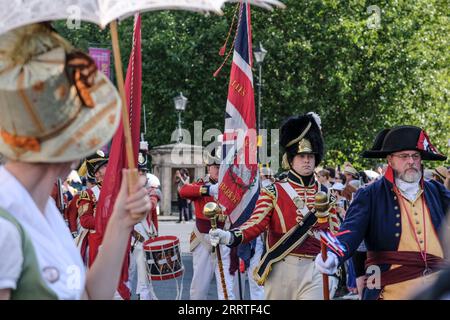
[0,0,285,35]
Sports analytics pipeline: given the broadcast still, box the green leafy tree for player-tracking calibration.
[55,0,449,170]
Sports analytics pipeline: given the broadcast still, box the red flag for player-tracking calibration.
[92,14,142,300]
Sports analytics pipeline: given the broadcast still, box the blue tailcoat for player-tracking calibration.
[337,170,450,300]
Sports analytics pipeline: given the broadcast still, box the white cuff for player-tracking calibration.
[0,278,17,290]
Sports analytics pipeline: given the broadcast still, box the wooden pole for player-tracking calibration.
[203,202,229,300]
[321,243,330,300]
[314,191,331,300]
[110,20,138,191]
[215,244,229,300]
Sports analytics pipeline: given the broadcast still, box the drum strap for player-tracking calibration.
[191,225,212,253]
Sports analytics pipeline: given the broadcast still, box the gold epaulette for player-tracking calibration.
[78,190,92,204]
[262,184,277,199]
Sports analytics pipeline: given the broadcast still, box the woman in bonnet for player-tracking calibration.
[0,24,151,299]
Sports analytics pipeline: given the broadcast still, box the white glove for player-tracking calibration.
[209,229,231,247]
[208,183,219,199]
[315,252,339,275]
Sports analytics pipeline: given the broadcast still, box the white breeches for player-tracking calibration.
[190,241,235,300]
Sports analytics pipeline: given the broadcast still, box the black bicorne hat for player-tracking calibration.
[280,112,324,167]
[78,150,108,179]
[362,126,447,161]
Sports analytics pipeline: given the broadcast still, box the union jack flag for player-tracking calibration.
[319,230,351,257]
[218,1,259,227]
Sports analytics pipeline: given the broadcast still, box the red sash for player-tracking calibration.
[365,251,448,287]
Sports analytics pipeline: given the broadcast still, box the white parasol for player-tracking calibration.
[0,0,285,36]
[0,0,285,186]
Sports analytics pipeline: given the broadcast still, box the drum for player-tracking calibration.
[143,235,184,281]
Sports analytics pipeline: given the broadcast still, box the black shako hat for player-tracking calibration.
[362,125,446,161]
[280,112,324,168]
[138,150,149,172]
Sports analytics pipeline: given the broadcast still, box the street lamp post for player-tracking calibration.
[174,92,188,143]
[254,42,267,135]
[254,42,267,162]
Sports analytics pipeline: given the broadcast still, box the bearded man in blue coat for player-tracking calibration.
[316,126,449,300]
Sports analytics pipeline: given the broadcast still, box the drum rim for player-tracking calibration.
[148,267,184,281]
[143,235,180,251]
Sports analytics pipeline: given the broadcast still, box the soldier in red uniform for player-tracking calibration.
[70,151,108,267]
[65,176,96,239]
[179,149,235,300]
[210,113,339,299]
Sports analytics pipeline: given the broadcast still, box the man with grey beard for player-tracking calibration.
[315,126,450,300]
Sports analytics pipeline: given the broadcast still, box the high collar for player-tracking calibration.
[384,165,424,187]
[288,169,316,187]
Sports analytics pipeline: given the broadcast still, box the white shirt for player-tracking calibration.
[0,218,23,290]
[395,177,420,202]
[0,166,86,299]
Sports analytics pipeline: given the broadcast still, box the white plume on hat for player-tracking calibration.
[307,112,322,131]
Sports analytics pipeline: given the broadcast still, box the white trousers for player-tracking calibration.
[264,255,323,300]
[190,242,235,300]
[128,222,157,300]
[128,243,156,300]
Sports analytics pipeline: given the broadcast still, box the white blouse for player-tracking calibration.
[0,166,86,299]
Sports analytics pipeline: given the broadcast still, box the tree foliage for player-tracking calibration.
[55,0,449,170]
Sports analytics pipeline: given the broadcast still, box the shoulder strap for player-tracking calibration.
[0,209,58,300]
[279,182,309,215]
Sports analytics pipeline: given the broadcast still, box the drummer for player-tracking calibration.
[129,149,160,300]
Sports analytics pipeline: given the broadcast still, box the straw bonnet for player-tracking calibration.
[0,23,121,163]
[343,162,358,176]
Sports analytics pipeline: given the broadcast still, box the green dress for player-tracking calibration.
[0,209,58,300]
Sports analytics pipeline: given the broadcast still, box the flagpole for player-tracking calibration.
[110,20,138,188]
